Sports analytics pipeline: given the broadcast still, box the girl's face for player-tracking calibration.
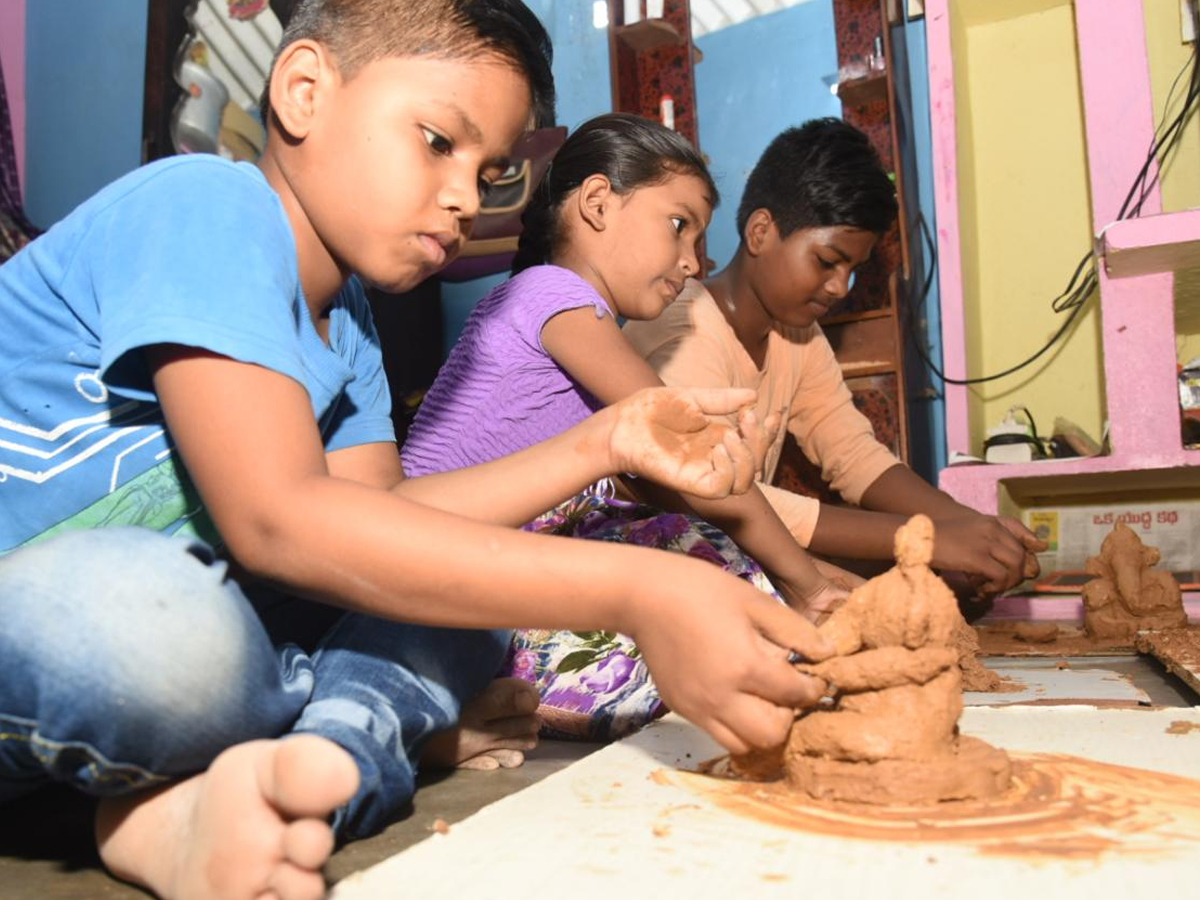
[599,173,713,320]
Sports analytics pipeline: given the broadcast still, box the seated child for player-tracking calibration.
[0,4,831,899]
[403,113,848,741]
[624,118,1046,593]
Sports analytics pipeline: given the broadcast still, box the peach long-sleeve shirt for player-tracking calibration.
[623,280,900,546]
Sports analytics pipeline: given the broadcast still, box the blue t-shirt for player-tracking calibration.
[0,155,395,553]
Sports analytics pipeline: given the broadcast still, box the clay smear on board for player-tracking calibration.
[657,754,1200,860]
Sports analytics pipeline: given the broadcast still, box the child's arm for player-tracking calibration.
[801,467,1044,594]
[859,464,1046,591]
[782,325,1044,595]
[328,386,760,527]
[148,346,831,754]
[541,308,842,614]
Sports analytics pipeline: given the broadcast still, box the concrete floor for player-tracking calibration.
[0,739,601,900]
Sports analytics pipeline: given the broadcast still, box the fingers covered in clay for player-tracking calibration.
[610,387,761,499]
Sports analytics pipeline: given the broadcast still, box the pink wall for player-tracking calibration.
[0,0,26,193]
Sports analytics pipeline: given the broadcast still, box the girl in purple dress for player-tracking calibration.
[403,114,847,740]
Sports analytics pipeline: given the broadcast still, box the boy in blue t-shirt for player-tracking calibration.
[0,1,832,896]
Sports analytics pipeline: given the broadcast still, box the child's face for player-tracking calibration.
[755,225,877,328]
[600,173,713,320]
[298,53,533,293]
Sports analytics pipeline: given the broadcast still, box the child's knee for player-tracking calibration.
[0,528,292,733]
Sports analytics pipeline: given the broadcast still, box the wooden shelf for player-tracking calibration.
[1099,208,1200,278]
[836,71,887,105]
[821,307,894,326]
[840,361,900,377]
[614,18,683,52]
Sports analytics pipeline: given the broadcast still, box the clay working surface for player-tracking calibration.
[1082,522,1187,639]
[772,516,1012,804]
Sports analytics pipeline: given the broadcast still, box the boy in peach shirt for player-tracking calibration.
[625,119,1044,593]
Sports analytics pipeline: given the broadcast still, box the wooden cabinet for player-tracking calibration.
[774,0,913,503]
[606,1,700,149]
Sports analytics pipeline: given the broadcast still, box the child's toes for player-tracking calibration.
[266,859,327,900]
[282,818,335,871]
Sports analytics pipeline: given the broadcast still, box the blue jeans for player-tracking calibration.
[0,528,510,839]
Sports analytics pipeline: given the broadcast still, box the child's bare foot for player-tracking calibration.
[96,735,358,900]
[423,677,540,771]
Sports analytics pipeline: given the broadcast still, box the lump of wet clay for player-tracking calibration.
[1082,523,1186,640]
[776,515,1012,805]
[1014,622,1059,644]
[954,616,1004,691]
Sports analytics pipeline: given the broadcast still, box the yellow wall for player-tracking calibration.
[951,0,1200,452]
[953,0,1104,454]
[1145,0,1200,364]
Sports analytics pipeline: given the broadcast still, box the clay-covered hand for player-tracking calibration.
[626,570,834,756]
[996,515,1048,580]
[607,387,758,499]
[930,513,1030,595]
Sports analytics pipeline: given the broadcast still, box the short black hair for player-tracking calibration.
[511,113,718,274]
[736,118,897,241]
[261,0,555,129]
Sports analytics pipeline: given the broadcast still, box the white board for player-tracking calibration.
[332,708,1200,900]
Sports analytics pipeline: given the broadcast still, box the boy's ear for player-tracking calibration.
[575,174,613,232]
[743,208,778,257]
[267,40,333,141]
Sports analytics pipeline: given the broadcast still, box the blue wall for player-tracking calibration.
[439,0,613,355]
[891,17,946,478]
[695,1,842,271]
[24,0,147,229]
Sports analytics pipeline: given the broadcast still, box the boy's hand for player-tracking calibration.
[626,571,833,755]
[608,387,759,499]
[779,578,851,625]
[997,515,1048,580]
[931,512,1044,595]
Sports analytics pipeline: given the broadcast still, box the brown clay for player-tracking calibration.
[954,616,1006,691]
[1014,621,1059,644]
[777,515,1012,804]
[1082,523,1187,639]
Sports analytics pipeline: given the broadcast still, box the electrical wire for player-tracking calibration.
[910,23,1199,386]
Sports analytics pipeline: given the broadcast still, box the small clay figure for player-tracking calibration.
[1082,523,1186,640]
[738,515,1012,805]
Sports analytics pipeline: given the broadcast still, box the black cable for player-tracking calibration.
[910,35,1199,386]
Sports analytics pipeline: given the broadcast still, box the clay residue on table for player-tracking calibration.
[975,622,1134,658]
[1166,720,1200,735]
[955,615,1011,691]
[1134,627,1200,696]
[1082,523,1187,639]
[741,516,1013,804]
[659,753,1200,860]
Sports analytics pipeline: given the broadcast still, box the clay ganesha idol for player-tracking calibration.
[1082,522,1187,640]
[738,515,1012,805]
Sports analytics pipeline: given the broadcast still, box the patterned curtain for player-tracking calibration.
[0,48,39,262]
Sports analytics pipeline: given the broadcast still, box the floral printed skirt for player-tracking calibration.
[500,488,780,742]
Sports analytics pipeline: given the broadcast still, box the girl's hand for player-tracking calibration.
[738,405,784,477]
[607,387,759,499]
[625,569,834,755]
[779,578,851,625]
